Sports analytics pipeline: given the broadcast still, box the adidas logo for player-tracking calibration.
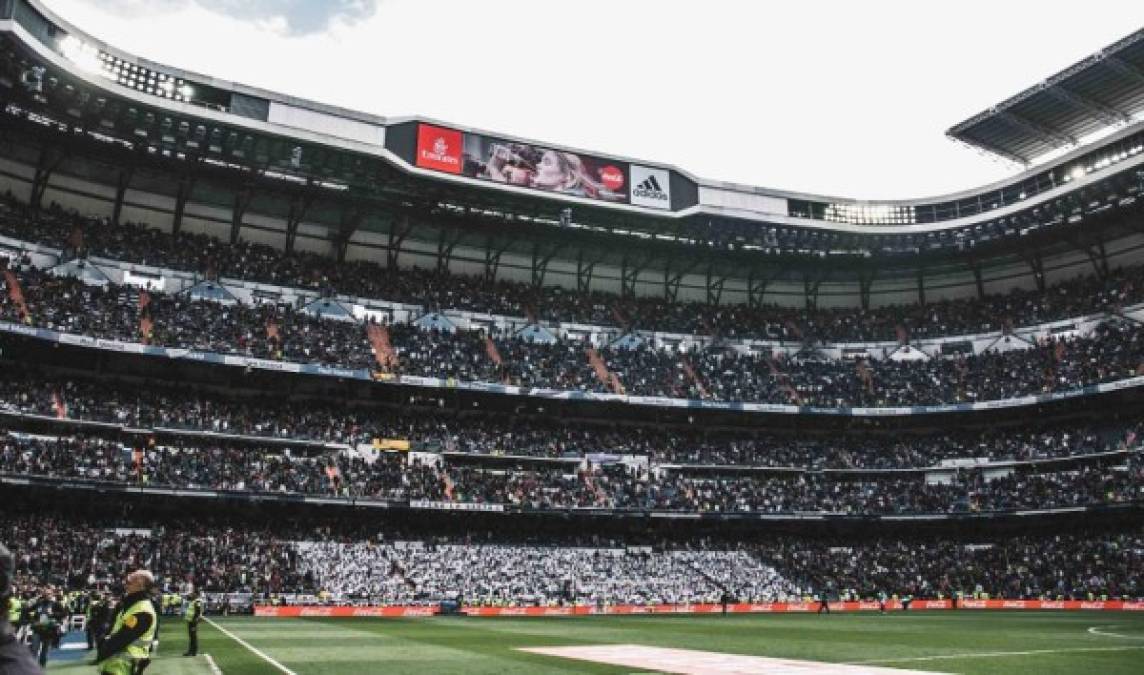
[633,174,668,201]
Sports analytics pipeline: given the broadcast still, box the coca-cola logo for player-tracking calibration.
[599,165,624,191]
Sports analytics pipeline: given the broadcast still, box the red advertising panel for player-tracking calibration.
[255,599,1144,618]
[415,124,464,175]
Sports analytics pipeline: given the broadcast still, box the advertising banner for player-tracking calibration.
[415,124,464,175]
[255,599,1144,618]
[461,133,628,203]
[630,165,672,210]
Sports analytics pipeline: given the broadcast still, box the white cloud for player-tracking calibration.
[39,0,1144,199]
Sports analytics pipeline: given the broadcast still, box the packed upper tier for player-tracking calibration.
[1,369,1137,470]
[3,256,1143,408]
[3,425,1139,514]
[2,200,1143,343]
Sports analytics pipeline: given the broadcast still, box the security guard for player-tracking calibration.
[94,570,157,675]
[181,591,203,657]
[0,543,42,675]
[5,594,20,634]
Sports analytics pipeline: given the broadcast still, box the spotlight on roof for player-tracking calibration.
[59,35,102,74]
[20,65,45,93]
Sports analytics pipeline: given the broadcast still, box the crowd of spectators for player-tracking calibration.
[2,369,1140,469]
[2,430,1139,514]
[3,514,309,596]
[292,542,793,606]
[1,267,378,368]
[768,531,1143,602]
[3,198,1144,344]
[5,261,1144,407]
[5,510,1140,604]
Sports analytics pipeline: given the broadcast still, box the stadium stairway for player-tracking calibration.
[266,319,281,358]
[783,319,803,341]
[484,336,504,367]
[587,348,625,395]
[366,323,399,371]
[2,269,30,321]
[611,304,631,331]
[138,290,153,344]
[856,360,875,395]
[680,355,709,398]
[484,337,510,384]
[765,357,801,405]
[52,389,67,419]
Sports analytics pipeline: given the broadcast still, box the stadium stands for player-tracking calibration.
[4,253,1144,408]
[5,509,1140,604]
[1,369,1139,468]
[0,5,1142,635]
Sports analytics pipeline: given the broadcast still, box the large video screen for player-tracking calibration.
[414,123,629,204]
[462,135,629,203]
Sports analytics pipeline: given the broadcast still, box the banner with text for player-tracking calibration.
[255,599,1144,618]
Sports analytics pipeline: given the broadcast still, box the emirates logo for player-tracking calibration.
[421,136,458,165]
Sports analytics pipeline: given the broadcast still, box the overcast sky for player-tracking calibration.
[39,0,1144,200]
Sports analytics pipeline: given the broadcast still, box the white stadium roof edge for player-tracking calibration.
[3,0,1144,234]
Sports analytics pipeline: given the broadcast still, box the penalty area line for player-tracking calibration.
[849,645,1144,664]
[203,617,297,675]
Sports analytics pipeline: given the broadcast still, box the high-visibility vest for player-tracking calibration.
[184,598,202,623]
[7,597,21,623]
[107,598,157,661]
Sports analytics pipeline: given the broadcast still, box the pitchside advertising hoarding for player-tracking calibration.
[256,599,1144,618]
[414,123,672,209]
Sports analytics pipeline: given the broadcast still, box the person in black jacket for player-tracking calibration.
[86,592,110,651]
[0,543,43,675]
[27,591,65,669]
[94,570,157,675]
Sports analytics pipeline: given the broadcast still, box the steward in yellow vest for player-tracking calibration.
[95,570,157,675]
[182,591,203,657]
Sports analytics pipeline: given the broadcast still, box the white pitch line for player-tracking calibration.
[1088,625,1144,640]
[203,618,297,675]
[204,653,224,675]
[850,645,1144,664]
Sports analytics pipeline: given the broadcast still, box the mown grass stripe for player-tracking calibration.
[203,617,298,675]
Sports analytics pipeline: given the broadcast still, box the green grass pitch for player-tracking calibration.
[49,612,1144,674]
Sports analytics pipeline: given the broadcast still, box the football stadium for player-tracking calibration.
[1,1,1143,673]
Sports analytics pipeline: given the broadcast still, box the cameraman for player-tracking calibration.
[0,543,42,675]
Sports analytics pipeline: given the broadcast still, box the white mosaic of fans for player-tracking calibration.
[292,542,797,605]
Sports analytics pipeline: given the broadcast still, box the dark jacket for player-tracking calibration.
[0,620,43,675]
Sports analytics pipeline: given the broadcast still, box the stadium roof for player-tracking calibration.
[947,28,1144,166]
